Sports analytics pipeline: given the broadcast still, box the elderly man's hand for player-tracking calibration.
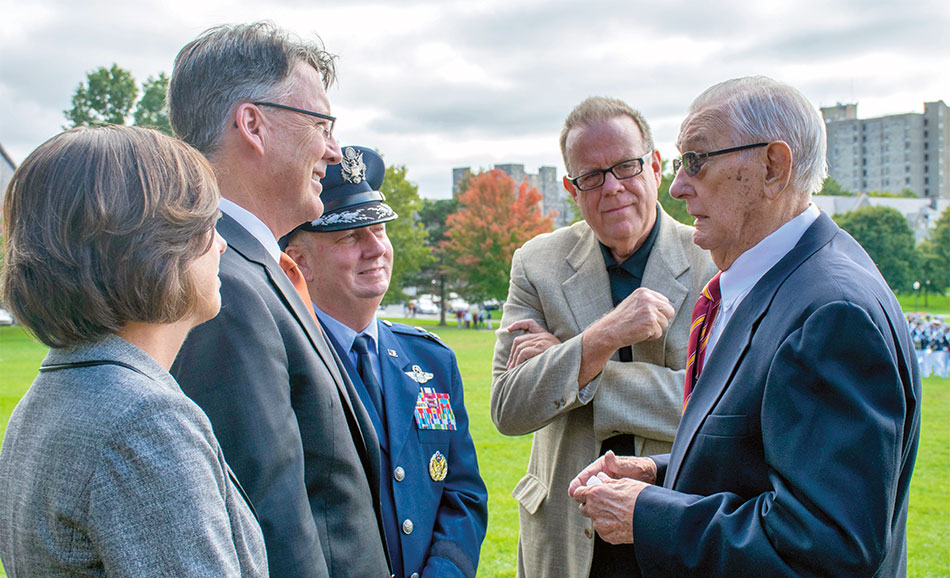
[571,475,650,545]
[506,319,562,369]
[568,450,657,496]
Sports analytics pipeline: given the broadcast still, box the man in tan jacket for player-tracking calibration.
[490,96,716,578]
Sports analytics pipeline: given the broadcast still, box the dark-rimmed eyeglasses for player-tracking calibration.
[252,101,336,139]
[672,143,768,177]
[568,152,653,191]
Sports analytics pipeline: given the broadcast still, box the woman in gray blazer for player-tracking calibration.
[0,125,267,577]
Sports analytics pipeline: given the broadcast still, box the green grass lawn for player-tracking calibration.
[1,323,947,577]
[897,291,950,316]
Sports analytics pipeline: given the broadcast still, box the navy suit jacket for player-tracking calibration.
[632,213,921,577]
[323,320,488,578]
[172,214,390,578]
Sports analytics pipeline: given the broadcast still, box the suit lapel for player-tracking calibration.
[563,223,613,332]
[377,324,419,464]
[665,213,840,488]
[217,214,381,480]
[641,210,690,323]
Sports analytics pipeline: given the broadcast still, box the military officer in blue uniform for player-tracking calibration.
[282,146,488,578]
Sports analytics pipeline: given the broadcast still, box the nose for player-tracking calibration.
[601,170,624,196]
[324,134,343,164]
[669,170,690,200]
[215,230,227,254]
[361,231,387,258]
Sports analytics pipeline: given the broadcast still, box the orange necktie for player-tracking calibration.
[279,251,318,323]
[683,272,722,412]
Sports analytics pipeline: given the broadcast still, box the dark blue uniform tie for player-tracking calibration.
[352,334,387,431]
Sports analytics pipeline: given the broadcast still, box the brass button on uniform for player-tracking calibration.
[402,519,414,535]
[393,466,405,482]
[410,574,420,578]
[584,528,593,539]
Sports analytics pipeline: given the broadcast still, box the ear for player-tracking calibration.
[648,150,662,184]
[233,102,267,157]
[763,141,792,199]
[562,175,579,202]
[284,245,314,282]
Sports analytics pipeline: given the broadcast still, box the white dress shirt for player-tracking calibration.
[705,203,821,359]
[219,197,282,264]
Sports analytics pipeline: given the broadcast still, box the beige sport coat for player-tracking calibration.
[491,209,716,578]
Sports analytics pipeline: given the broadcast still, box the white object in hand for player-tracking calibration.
[585,473,608,487]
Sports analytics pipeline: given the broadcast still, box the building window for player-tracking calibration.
[906,177,911,185]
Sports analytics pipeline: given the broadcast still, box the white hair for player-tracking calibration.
[689,76,827,194]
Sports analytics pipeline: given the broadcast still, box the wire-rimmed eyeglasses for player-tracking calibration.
[252,101,336,139]
[672,143,768,177]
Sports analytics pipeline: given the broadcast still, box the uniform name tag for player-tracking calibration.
[414,387,456,430]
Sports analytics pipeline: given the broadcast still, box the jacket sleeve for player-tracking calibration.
[422,351,489,578]
[88,392,266,577]
[633,301,917,577]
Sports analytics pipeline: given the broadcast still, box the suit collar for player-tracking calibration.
[563,222,613,331]
[562,209,693,335]
[219,197,281,262]
[665,213,840,487]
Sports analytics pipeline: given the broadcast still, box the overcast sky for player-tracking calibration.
[2,0,948,198]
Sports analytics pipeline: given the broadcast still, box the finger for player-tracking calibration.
[572,485,590,505]
[603,450,618,477]
[658,299,675,319]
[506,318,545,334]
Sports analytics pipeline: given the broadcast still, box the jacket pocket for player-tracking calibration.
[512,473,548,515]
[699,414,750,437]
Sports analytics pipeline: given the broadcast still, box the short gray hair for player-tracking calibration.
[688,76,827,194]
[559,96,654,175]
[168,21,337,155]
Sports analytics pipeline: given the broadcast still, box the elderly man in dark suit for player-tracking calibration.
[283,146,488,578]
[570,76,921,577]
[168,24,390,577]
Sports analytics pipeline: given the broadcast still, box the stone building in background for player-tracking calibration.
[452,163,571,228]
[822,100,949,202]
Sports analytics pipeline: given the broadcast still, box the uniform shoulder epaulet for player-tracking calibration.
[388,322,448,347]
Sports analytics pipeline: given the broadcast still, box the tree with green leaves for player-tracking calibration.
[65,65,172,135]
[132,73,172,134]
[442,170,554,302]
[816,176,853,196]
[834,206,918,292]
[414,197,460,324]
[656,159,691,225]
[916,205,950,296]
[65,64,138,127]
[378,163,432,304]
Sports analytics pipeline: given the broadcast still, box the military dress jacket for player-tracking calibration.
[323,319,488,578]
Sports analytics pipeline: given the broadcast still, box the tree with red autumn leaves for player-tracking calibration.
[442,169,555,301]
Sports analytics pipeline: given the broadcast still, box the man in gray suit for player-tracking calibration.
[490,96,716,578]
[168,23,390,577]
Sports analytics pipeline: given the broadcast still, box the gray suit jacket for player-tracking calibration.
[171,214,390,578]
[0,335,267,577]
[490,209,716,578]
